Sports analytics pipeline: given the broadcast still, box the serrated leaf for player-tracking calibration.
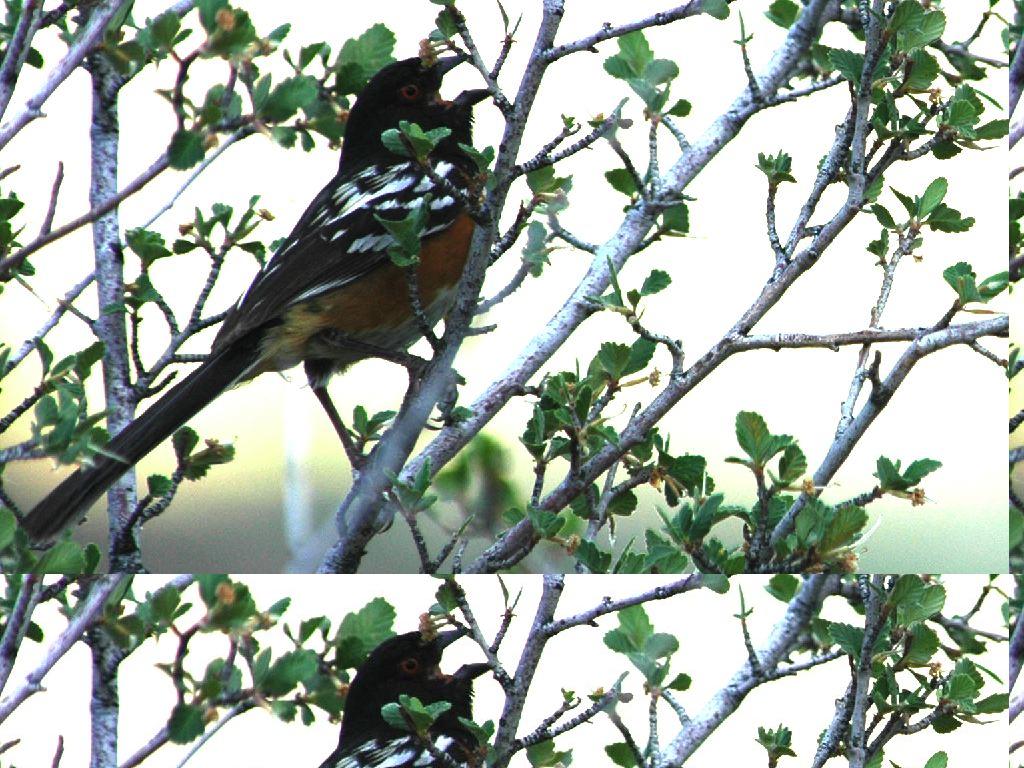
[167,129,205,170]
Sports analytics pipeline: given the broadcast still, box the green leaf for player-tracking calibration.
[167,129,205,170]
[765,574,798,602]
[942,262,982,304]
[777,444,807,485]
[1010,508,1023,550]
[526,739,572,768]
[820,506,866,552]
[661,203,689,234]
[605,168,638,197]
[575,540,612,573]
[922,752,948,768]
[734,411,792,469]
[898,583,945,625]
[33,541,86,574]
[918,178,947,217]
[640,269,671,296]
[898,11,945,51]
[147,474,173,497]
[334,24,397,94]
[702,0,730,20]
[887,1,924,34]
[644,59,678,86]
[829,622,864,658]
[260,649,318,696]
[829,49,864,85]
[167,703,205,743]
[604,604,653,654]
[598,342,632,380]
[0,507,16,550]
[126,228,171,266]
[605,743,637,768]
[903,49,939,92]
[605,31,653,79]
[624,338,656,375]
[527,165,570,195]
[765,0,799,28]
[667,99,691,117]
[260,76,318,122]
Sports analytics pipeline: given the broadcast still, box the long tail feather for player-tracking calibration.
[23,334,261,541]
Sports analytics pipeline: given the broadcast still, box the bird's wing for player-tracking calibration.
[214,160,468,348]
[323,735,462,768]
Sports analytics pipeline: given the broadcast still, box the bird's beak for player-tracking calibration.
[433,54,470,77]
[433,627,469,651]
[452,662,490,683]
[453,88,490,109]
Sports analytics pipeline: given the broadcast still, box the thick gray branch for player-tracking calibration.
[0,0,131,150]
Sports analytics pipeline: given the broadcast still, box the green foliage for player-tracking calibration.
[941,262,1008,305]
[526,738,573,767]
[756,151,796,187]
[604,604,679,686]
[765,1,799,28]
[172,426,235,481]
[756,724,797,763]
[387,458,438,513]
[381,120,452,162]
[873,456,941,493]
[374,194,434,267]
[382,694,452,734]
[603,31,680,113]
[29,343,107,464]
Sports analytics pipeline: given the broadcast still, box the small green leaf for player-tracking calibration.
[829,49,864,85]
[167,703,205,744]
[917,178,947,217]
[702,0,730,20]
[765,0,799,28]
[167,129,205,170]
[640,269,671,296]
[605,743,637,768]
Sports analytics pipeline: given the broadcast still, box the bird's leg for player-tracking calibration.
[305,359,365,471]
[310,384,367,471]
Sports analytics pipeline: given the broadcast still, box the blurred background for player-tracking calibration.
[1,574,1010,767]
[2,1,1009,571]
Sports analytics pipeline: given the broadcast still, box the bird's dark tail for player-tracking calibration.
[23,332,262,542]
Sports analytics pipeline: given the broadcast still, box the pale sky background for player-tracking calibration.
[2,575,1010,767]
[1,1,1009,571]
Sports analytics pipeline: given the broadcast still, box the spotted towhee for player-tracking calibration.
[319,629,489,768]
[24,55,489,541]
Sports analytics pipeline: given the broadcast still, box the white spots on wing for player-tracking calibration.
[289,277,351,305]
[413,176,433,193]
[376,750,417,767]
[430,195,455,210]
[348,233,392,252]
[420,223,451,238]
[411,736,455,765]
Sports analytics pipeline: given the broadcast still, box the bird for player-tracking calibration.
[319,628,489,768]
[23,55,490,542]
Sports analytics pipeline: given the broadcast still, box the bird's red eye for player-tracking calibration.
[399,84,421,101]
[400,658,420,674]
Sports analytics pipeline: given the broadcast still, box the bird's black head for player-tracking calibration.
[339,57,489,172]
[337,630,489,749]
